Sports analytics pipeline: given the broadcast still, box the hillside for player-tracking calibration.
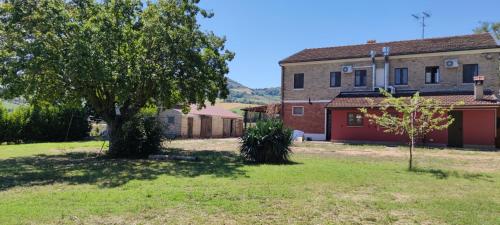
[225,78,280,104]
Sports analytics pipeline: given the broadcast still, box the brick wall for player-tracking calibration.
[282,103,326,134]
[282,51,500,101]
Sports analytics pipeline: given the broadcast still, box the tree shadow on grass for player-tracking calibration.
[0,149,247,191]
[410,167,494,182]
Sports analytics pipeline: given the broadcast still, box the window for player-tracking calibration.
[354,70,367,87]
[347,112,363,126]
[292,106,304,116]
[294,73,304,89]
[167,116,175,124]
[463,64,478,83]
[425,66,440,84]
[394,68,408,85]
[330,72,341,87]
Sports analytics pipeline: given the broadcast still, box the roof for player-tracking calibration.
[280,33,500,64]
[326,91,499,108]
[186,105,242,119]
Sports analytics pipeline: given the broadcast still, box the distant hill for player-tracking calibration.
[225,78,280,104]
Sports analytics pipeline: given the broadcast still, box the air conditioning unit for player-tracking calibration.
[342,65,353,73]
[386,86,396,94]
[445,59,459,68]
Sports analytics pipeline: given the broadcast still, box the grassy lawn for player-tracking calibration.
[0,139,499,224]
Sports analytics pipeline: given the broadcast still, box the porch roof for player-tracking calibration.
[326,90,499,108]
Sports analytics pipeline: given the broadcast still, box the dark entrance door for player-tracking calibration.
[326,109,332,141]
[448,111,463,147]
[187,117,193,138]
[200,116,212,138]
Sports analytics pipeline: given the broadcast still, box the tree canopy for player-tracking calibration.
[474,21,500,38]
[0,0,234,156]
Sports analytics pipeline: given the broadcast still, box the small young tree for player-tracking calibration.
[359,90,461,170]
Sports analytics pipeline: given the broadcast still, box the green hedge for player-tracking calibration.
[0,103,90,143]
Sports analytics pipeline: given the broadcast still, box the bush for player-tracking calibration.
[240,119,293,163]
[107,108,163,158]
[0,103,91,143]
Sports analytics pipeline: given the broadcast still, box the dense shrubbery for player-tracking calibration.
[107,108,163,158]
[0,103,90,143]
[240,119,293,163]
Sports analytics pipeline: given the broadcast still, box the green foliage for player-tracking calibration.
[107,110,163,158]
[359,89,461,170]
[474,21,500,38]
[0,103,90,143]
[0,0,233,157]
[240,119,293,163]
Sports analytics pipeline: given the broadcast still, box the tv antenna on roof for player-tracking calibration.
[412,12,431,39]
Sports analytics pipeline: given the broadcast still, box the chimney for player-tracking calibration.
[474,76,485,100]
[367,40,376,44]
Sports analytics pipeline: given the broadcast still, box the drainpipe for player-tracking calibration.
[370,50,376,91]
[383,47,391,90]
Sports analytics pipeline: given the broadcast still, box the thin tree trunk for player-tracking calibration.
[409,111,415,171]
[409,137,414,170]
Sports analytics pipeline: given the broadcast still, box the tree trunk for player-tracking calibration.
[106,118,126,157]
[409,137,414,171]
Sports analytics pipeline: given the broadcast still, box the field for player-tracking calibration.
[214,102,258,115]
[0,139,499,224]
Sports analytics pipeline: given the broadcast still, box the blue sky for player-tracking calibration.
[197,0,500,88]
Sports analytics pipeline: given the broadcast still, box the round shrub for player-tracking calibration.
[240,119,293,163]
[107,109,164,158]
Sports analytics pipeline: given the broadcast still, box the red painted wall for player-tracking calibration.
[282,103,325,133]
[462,110,496,146]
[331,108,496,147]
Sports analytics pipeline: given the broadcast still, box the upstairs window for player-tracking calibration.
[330,72,341,87]
[292,106,304,116]
[425,66,440,84]
[354,70,367,87]
[347,112,363,126]
[394,68,408,85]
[294,73,304,89]
[463,64,478,83]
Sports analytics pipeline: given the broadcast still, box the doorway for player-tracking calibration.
[200,116,212,138]
[187,117,193,138]
[448,111,463,147]
[325,109,332,141]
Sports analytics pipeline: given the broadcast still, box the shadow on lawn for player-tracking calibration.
[410,167,494,181]
[0,149,247,191]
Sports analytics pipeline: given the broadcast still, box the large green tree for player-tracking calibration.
[0,0,234,157]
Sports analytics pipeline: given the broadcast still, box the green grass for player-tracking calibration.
[0,140,499,224]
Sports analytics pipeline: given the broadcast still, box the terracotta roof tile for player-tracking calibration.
[280,33,499,64]
[187,105,242,119]
[326,91,499,108]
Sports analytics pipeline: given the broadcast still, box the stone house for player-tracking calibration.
[279,33,500,148]
[159,105,243,139]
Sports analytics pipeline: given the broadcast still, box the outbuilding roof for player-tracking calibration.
[186,105,242,119]
[280,33,500,64]
[326,91,499,108]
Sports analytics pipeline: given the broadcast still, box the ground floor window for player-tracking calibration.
[292,106,304,116]
[347,112,363,126]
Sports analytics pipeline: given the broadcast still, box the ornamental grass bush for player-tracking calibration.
[240,119,293,163]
